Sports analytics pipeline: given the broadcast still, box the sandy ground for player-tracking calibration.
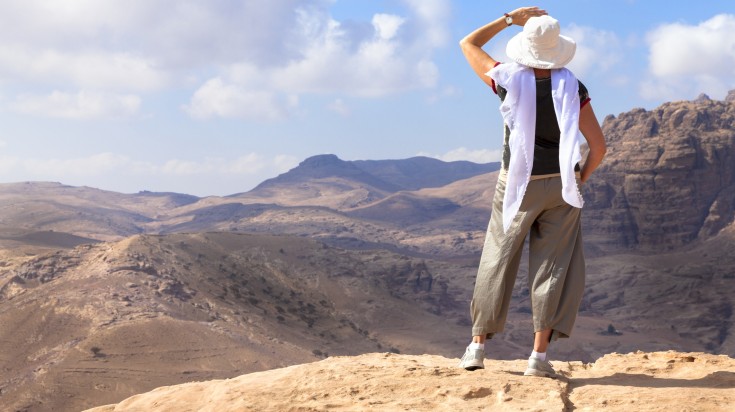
[86,350,734,412]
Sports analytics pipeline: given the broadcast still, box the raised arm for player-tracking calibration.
[459,7,548,88]
[579,103,607,183]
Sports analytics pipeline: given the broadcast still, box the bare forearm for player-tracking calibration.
[460,6,547,48]
[459,7,547,85]
[579,104,607,183]
[460,17,508,50]
[458,17,509,82]
[580,149,605,183]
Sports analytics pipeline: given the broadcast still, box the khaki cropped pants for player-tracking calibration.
[470,172,585,341]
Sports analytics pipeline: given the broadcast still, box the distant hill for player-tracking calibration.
[0,182,200,242]
[1,230,99,248]
[0,157,502,258]
[235,154,499,212]
[352,156,501,190]
[0,232,468,411]
[250,154,500,193]
[249,154,404,195]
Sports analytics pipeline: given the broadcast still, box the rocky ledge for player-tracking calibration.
[86,351,734,411]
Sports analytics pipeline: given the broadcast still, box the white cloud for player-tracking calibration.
[564,25,623,80]
[161,159,214,175]
[426,85,460,103]
[0,1,308,120]
[418,147,503,164]
[223,154,268,175]
[184,0,450,119]
[0,1,305,69]
[0,152,295,178]
[10,153,140,176]
[183,78,295,121]
[402,0,451,48]
[0,47,167,93]
[0,151,298,195]
[270,9,439,97]
[10,91,141,119]
[327,98,350,116]
[160,155,278,176]
[372,14,405,41]
[273,154,300,172]
[0,1,452,121]
[642,14,735,100]
[648,14,735,77]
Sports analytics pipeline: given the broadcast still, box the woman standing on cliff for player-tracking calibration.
[457,7,606,377]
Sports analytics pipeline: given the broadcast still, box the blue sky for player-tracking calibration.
[0,0,733,196]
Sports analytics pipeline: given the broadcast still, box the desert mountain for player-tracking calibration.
[0,232,473,411]
[351,156,501,191]
[1,93,734,411]
[243,154,403,209]
[86,351,735,412]
[0,156,500,258]
[239,155,499,211]
[250,154,500,196]
[155,170,499,258]
[0,181,198,243]
[583,91,735,252]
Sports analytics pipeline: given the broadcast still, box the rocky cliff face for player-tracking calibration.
[583,92,735,251]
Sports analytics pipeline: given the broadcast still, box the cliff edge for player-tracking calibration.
[86,351,734,412]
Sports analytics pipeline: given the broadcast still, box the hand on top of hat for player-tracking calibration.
[508,6,548,27]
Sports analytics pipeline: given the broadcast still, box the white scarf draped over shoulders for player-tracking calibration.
[487,62,584,233]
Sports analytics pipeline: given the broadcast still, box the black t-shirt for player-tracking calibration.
[496,78,589,175]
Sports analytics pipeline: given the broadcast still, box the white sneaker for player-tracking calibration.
[458,346,484,371]
[524,356,557,378]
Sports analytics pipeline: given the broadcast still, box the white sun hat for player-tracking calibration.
[505,15,576,69]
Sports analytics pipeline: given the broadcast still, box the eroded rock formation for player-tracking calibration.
[584,93,735,251]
